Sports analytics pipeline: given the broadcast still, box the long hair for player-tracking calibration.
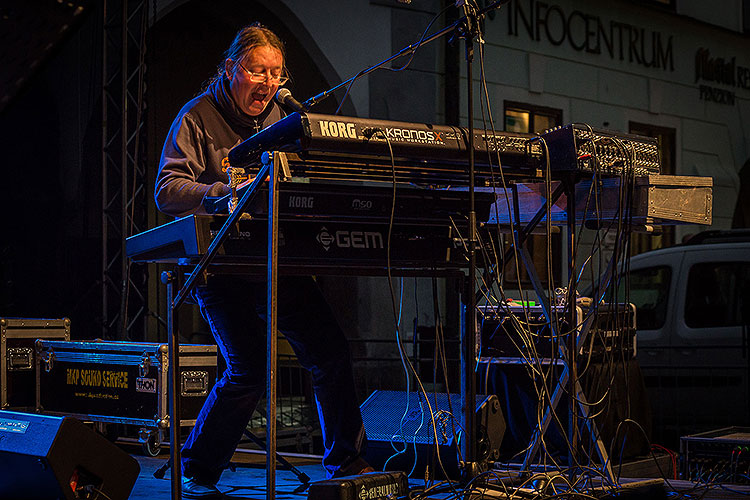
[205,22,286,89]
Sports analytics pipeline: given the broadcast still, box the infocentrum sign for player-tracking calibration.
[503,0,674,71]
[493,0,749,106]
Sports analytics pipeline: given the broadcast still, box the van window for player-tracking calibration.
[617,266,672,329]
[684,262,750,328]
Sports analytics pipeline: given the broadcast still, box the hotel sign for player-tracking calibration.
[695,48,750,106]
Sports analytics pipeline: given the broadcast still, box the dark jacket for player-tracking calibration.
[155,76,282,217]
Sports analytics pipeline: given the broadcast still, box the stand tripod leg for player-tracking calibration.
[520,353,615,484]
[155,429,312,487]
[522,364,568,471]
[241,429,311,485]
[573,380,616,483]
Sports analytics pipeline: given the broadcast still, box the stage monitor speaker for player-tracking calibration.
[360,391,505,477]
[0,410,140,500]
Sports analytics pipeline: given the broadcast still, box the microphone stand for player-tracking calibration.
[301,0,509,479]
[457,0,480,477]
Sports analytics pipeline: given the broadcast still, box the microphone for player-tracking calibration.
[274,88,307,114]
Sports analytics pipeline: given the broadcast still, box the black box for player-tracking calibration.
[36,340,217,431]
[479,303,636,362]
[681,427,750,483]
[308,471,408,500]
[1,318,70,409]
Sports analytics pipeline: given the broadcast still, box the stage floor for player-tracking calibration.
[127,448,750,500]
[129,450,321,499]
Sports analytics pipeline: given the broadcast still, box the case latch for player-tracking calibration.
[139,352,152,377]
[41,350,55,372]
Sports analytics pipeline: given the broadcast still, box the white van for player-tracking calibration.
[619,230,750,446]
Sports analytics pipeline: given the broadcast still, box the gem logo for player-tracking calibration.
[316,227,384,251]
[136,377,157,393]
[336,230,383,249]
[317,227,335,251]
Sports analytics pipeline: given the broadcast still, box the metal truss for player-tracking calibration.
[101,0,150,340]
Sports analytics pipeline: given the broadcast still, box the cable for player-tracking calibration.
[334,4,452,115]
[363,128,461,492]
[78,484,114,500]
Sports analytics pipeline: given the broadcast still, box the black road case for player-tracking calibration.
[36,340,217,454]
[1,318,70,409]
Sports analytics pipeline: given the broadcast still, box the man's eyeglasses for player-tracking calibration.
[237,62,288,85]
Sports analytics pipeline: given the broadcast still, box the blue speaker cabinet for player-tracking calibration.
[0,410,140,500]
[360,390,505,477]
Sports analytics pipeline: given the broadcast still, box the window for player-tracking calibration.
[504,101,562,287]
[502,102,564,286]
[505,101,562,134]
[684,262,750,328]
[615,266,672,330]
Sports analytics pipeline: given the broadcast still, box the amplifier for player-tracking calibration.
[681,427,750,484]
[540,124,661,176]
[479,303,636,362]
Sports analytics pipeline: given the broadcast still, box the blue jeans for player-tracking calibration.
[182,275,366,483]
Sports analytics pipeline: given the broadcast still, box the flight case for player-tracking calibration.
[1,318,70,409]
[36,340,217,454]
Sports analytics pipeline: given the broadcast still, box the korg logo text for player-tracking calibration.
[319,120,358,139]
[289,195,314,209]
